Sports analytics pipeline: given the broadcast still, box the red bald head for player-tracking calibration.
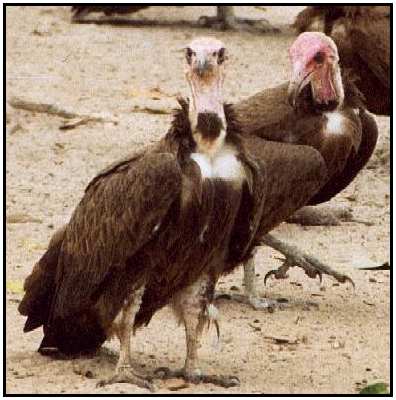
[288,32,344,111]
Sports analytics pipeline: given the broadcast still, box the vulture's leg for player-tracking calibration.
[97,286,155,391]
[217,250,281,310]
[155,275,239,388]
[287,205,373,226]
[260,233,355,287]
[198,6,280,33]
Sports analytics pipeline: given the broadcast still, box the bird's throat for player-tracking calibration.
[189,78,227,156]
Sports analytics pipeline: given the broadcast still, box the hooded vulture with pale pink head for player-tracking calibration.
[230,31,377,306]
[18,36,334,389]
[293,5,390,116]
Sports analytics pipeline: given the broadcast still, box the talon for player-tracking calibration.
[342,275,356,290]
[264,270,276,285]
[264,269,288,285]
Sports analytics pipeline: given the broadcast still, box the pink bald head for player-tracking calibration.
[289,32,339,67]
[288,32,344,110]
[185,37,227,134]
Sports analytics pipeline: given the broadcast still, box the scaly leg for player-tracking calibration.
[155,274,239,388]
[217,250,281,310]
[97,286,155,391]
[198,6,280,33]
[261,233,354,287]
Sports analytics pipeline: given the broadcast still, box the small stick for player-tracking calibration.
[8,96,118,124]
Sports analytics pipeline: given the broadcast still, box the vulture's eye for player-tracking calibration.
[313,51,325,64]
[186,48,194,64]
[218,48,226,64]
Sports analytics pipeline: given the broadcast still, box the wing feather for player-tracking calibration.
[349,18,390,89]
[51,152,182,319]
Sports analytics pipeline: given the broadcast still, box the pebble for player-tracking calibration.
[332,340,345,349]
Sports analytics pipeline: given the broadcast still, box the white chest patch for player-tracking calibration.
[324,112,345,135]
[191,146,245,183]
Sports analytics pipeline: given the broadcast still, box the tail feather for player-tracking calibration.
[19,225,107,355]
[18,226,66,331]
[39,312,107,356]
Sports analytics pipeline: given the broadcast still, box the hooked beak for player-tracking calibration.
[194,57,213,77]
[287,66,314,108]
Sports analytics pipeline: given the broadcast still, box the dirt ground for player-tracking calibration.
[5,6,390,395]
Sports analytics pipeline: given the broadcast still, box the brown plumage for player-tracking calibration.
[222,32,379,305]
[294,6,390,115]
[19,37,328,388]
[19,99,252,341]
[234,35,378,210]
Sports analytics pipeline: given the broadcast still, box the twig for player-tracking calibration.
[8,96,118,124]
[131,105,173,115]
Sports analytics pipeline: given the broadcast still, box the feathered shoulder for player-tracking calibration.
[341,68,366,110]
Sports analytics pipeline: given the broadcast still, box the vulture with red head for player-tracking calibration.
[231,32,377,306]
[293,6,390,116]
[19,37,330,388]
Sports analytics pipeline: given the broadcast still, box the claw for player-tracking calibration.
[306,269,322,283]
[264,269,276,286]
[200,374,240,388]
[154,367,239,388]
[339,274,356,291]
[264,269,288,285]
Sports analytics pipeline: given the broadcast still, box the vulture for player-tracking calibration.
[293,6,390,116]
[232,31,378,306]
[19,37,330,389]
[71,5,278,32]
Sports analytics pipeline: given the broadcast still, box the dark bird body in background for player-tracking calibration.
[71,5,150,20]
[294,6,390,116]
[231,32,378,306]
[71,5,278,33]
[19,37,330,389]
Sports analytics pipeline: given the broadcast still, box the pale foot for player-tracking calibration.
[154,367,239,388]
[216,292,286,311]
[97,365,155,392]
[260,234,355,288]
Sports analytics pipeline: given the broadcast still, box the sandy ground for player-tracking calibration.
[5,6,390,395]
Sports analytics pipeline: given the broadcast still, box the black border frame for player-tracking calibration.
[3,3,393,397]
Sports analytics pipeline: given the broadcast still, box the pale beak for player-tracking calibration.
[194,56,213,77]
[287,64,314,108]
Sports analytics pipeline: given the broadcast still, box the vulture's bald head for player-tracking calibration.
[288,32,344,110]
[185,37,227,145]
[185,37,226,80]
